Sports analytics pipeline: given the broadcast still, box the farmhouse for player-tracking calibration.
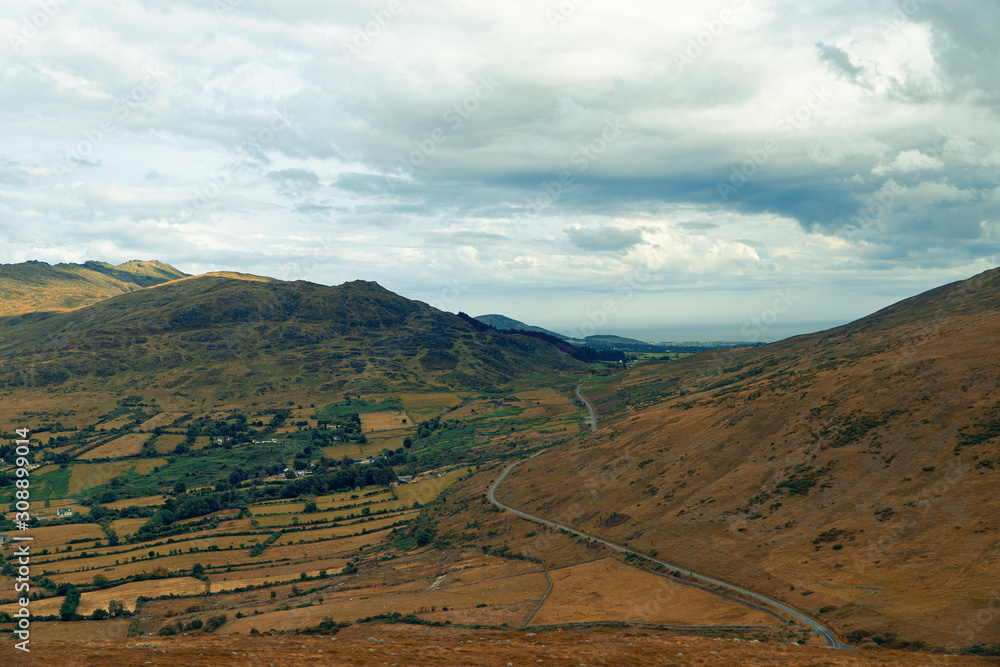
[396,476,413,485]
[56,508,73,518]
[0,534,11,545]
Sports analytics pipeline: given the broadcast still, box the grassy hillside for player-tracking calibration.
[0,259,188,316]
[0,273,593,397]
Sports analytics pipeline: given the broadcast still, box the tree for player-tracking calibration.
[304,501,318,513]
[108,600,127,618]
[192,563,205,577]
[173,481,187,495]
[403,437,413,449]
[59,586,81,621]
[93,574,111,589]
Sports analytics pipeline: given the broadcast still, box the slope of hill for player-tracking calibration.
[475,313,569,339]
[0,259,188,316]
[0,273,590,395]
[488,267,1000,651]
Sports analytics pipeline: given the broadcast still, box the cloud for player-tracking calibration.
[565,226,645,252]
[872,149,945,176]
[0,0,997,335]
[816,42,863,82]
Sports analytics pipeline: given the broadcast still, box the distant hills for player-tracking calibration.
[475,314,567,339]
[475,314,758,354]
[0,268,592,396]
[0,259,187,316]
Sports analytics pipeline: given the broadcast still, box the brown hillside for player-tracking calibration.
[0,273,591,394]
[494,267,1000,651]
[0,259,187,316]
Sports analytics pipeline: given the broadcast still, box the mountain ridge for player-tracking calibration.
[0,259,188,316]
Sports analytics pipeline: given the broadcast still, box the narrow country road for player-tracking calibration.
[575,384,597,432]
[486,387,852,650]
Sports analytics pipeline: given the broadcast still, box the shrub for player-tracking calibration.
[205,615,227,632]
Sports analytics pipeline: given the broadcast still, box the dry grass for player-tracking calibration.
[514,387,573,405]
[140,412,186,430]
[105,494,165,510]
[272,513,413,545]
[78,433,147,459]
[395,469,463,505]
[109,518,152,537]
[319,443,366,460]
[399,391,463,418]
[360,410,411,432]
[22,523,105,548]
[532,557,777,626]
[154,433,187,453]
[22,619,130,642]
[4,628,997,666]
[66,460,166,493]
[0,578,205,617]
[208,562,347,593]
[223,570,549,634]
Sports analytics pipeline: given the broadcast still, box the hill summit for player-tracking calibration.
[0,259,187,316]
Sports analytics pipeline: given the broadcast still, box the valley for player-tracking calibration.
[0,261,998,664]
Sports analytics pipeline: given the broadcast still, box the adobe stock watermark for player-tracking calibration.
[189,111,293,212]
[673,0,751,72]
[52,64,168,177]
[567,267,652,339]
[741,289,797,343]
[7,0,72,52]
[385,76,501,190]
[341,0,408,61]
[843,126,952,243]
[523,116,628,217]
[878,0,929,37]
[372,278,464,361]
[215,0,243,21]
[546,0,590,29]
[681,288,799,394]
[716,84,832,202]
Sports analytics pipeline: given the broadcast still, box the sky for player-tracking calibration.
[0,0,997,342]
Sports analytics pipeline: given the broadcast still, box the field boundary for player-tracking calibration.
[523,568,553,626]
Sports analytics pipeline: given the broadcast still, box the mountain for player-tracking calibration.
[0,259,188,316]
[474,313,569,339]
[488,266,1000,650]
[0,272,590,396]
[473,317,754,354]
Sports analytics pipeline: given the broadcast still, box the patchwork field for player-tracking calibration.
[104,494,165,510]
[139,412,186,430]
[319,443,367,460]
[0,578,206,617]
[79,433,147,459]
[359,410,411,432]
[399,391,464,419]
[154,433,187,453]
[66,459,167,493]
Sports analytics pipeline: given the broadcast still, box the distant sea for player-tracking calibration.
[577,321,849,345]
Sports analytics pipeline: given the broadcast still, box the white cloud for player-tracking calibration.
[872,149,945,175]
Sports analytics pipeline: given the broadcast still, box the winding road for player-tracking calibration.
[486,385,852,650]
[575,384,597,432]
